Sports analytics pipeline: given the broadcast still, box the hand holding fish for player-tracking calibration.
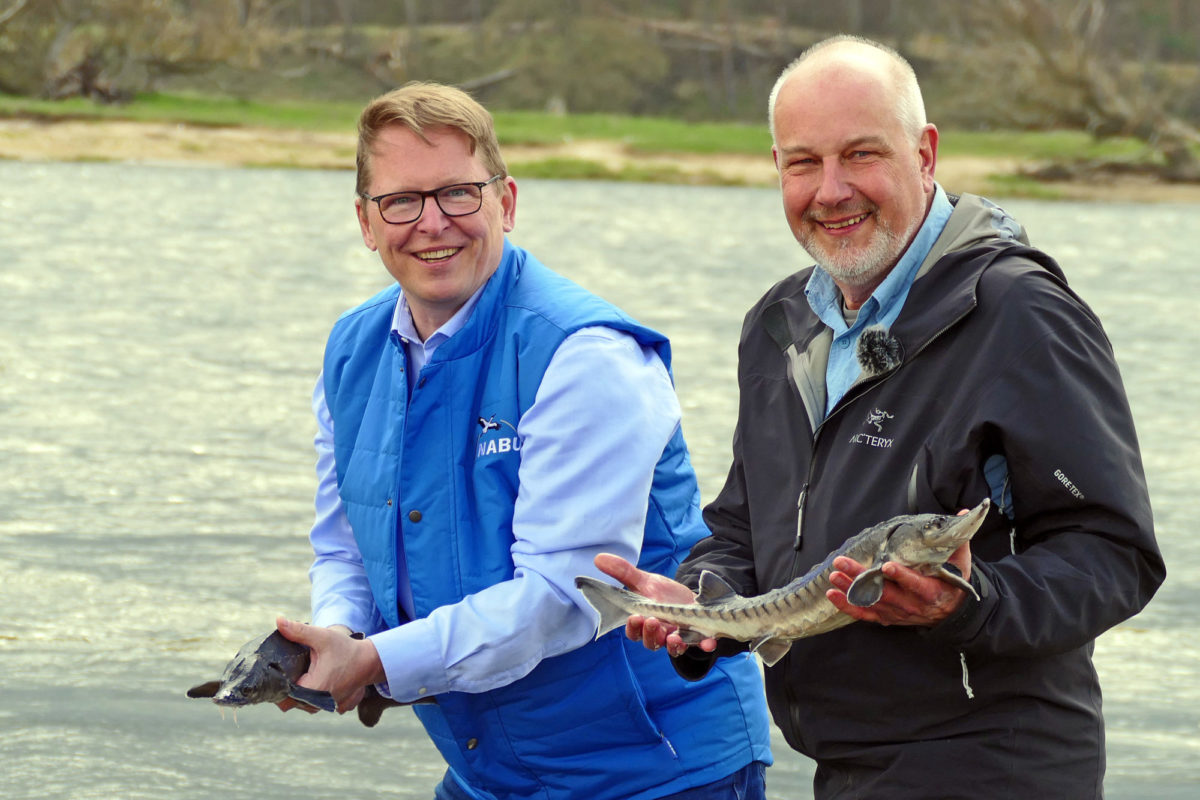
[592,553,719,658]
[275,617,385,714]
[579,501,989,667]
[825,538,974,627]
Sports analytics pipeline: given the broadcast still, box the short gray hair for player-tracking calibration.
[767,35,927,146]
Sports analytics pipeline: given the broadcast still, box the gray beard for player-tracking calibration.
[801,215,918,290]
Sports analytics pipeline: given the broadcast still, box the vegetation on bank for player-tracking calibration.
[0,91,1163,167]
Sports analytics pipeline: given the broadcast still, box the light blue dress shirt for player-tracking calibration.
[805,184,953,415]
[307,286,683,701]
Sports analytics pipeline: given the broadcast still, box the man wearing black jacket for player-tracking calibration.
[597,34,1164,799]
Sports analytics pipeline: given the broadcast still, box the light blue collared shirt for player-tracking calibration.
[805,185,953,415]
[307,284,682,700]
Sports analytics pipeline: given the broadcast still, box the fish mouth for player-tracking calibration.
[212,693,252,707]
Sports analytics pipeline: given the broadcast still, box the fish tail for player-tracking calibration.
[575,576,637,638]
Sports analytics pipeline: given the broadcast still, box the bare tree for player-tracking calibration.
[956,0,1200,180]
[0,0,274,100]
[0,0,30,28]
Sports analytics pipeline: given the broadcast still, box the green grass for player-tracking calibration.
[977,173,1067,201]
[0,92,363,132]
[508,156,745,186]
[492,111,772,155]
[0,90,1163,163]
[3,91,1187,194]
[938,129,1151,162]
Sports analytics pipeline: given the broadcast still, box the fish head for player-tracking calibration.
[883,497,991,566]
[211,657,288,707]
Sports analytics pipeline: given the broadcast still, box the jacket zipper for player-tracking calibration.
[788,306,975,579]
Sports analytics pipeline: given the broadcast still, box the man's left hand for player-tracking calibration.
[825,541,972,627]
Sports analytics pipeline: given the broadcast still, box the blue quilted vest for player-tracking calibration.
[322,240,770,800]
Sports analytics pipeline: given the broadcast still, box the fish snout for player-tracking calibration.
[212,687,252,707]
[957,497,991,532]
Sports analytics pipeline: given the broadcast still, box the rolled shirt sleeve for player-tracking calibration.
[307,326,684,701]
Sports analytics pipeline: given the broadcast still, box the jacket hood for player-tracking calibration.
[916,191,1066,284]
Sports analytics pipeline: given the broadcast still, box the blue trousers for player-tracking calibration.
[434,761,767,800]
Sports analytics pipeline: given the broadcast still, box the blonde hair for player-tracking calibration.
[355,81,508,196]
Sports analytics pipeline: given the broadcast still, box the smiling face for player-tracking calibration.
[771,48,937,306]
[355,124,516,339]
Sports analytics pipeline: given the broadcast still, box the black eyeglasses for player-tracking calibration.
[360,175,503,224]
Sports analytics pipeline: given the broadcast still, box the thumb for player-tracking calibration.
[276,616,311,645]
[594,553,644,590]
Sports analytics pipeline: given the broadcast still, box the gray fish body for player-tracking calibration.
[187,629,427,725]
[575,498,990,667]
[187,630,336,711]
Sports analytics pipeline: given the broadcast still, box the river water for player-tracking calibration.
[0,160,1196,799]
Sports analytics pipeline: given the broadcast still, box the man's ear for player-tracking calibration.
[918,124,938,193]
[355,197,377,252]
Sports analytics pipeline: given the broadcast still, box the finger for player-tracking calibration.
[665,631,717,658]
[666,632,690,657]
[826,587,879,623]
[641,617,675,651]
[831,556,866,578]
[881,562,945,605]
[880,561,921,592]
[624,614,647,642]
[276,616,311,645]
[337,686,366,715]
[827,570,853,593]
[594,553,645,591]
[947,541,972,579]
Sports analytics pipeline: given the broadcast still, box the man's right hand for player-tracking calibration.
[593,554,719,658]
[274,618,380,714]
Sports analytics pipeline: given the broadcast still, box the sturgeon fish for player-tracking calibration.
[575,498,990,667]
[186,629,417,727]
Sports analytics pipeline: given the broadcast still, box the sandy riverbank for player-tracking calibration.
[2,117,1198,203]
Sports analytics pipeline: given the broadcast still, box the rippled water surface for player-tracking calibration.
[1,161,1196,798]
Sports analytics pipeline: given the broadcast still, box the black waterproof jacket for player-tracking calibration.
[677,193,1165,799]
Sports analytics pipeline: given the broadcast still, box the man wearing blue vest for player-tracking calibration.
[273,82,771,800]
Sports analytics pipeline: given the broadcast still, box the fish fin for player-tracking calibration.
[186,681,221,699]
[357,686,398,727]
[575,575,638,637]
[696,570,738,606]
[750,636,792,667]
[935,566,980,600]
[288,684,336,713]
[676,629,706,646]
[357,687,433,728]
[846,567,886,607]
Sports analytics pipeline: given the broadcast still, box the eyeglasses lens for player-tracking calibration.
[377,183,484,224]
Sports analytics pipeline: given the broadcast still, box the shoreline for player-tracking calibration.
[2,117,1198,203]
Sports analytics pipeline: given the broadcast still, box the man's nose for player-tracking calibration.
[414,196,451,233]
[814,160,853,206]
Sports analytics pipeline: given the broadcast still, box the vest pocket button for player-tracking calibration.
[466,738,478,750]
[408,510,422,522]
